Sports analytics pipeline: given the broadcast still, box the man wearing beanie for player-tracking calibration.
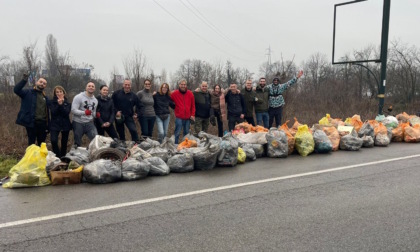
[267,70,303,127]
[14,73,50,146]
[71,81,98,147]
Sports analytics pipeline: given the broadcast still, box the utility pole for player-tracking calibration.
[265,45,272,77]
[378,0,391,115]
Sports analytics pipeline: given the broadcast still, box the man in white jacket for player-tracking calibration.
[71,81,98,147]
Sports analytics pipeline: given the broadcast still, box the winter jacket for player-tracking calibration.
[71,92,98,123]
[14,79,50,128]
[193,90,213,119]
[171,89,196,120]
[137,89,155,117]
[153,93,175,116]
[255,85,269,113]
[225,90,246,117]
[50,96,72,132]
[111,89,143,117]
[267,77,297,108]
[210,91,227,121]
[242,88,256,117]
[96,95,116,126]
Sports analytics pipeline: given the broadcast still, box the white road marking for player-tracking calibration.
[1,154,419,229]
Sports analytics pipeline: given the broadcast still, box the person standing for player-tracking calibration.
[14,73,50,146]
[71,81,98,147]
[50,86,72,157]
[242,79,256,126]
[136,79,155,138]
[255,77,269,128]
[193,81,213,134]
[171,79,195,144]
[112,78,143,142]
[153,83,175,143]
[268,70,303,127]
[95,85,118,139]
[225,83,246,131]
[210,84,225,137]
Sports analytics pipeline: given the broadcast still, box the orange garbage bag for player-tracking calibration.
[404,124,420,143]
[279,120,295,154]
[322,126,340,151]
[176,138,198,151]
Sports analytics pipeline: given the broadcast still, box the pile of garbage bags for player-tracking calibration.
[3,111,420,188]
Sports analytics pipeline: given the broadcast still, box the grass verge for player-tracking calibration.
[0,155,18,178]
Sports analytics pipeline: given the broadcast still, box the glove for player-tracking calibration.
[210,116,216,126]
[23,72,30,81]
[96,112,101,118]
[85,109,92,116]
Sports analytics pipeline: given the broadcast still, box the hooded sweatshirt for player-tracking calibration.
[71,91,98,123]
[267,77,297,108]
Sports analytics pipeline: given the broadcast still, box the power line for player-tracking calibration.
[152,0,253,62]
[181,0,263,56]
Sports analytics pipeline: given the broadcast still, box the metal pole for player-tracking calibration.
[378,0,391,115]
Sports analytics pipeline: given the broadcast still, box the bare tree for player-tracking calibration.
[123,49,148,91]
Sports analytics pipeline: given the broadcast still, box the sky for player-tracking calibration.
[0,0,419,83]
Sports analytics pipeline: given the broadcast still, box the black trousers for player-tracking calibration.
[96,123,119,139]
[116,116,139,141]
[244,116,255,126]
[25,121,48,146]
[213,110,224,137]
[50,130,70,157]
[269,106,283,128]
[228,115,243,131]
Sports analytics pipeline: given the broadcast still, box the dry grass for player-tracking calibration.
[1,89,419,159]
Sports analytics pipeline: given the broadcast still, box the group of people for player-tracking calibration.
[14,70,303,157]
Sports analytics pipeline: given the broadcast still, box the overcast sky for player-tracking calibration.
[1,0,419,83]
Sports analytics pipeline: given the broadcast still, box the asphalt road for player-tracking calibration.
[0,143,420,251]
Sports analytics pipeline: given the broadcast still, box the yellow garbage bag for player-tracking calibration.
[3,143,51,188]
[237,147,246,164]
[319,114,331,125]
[295,125,315,157]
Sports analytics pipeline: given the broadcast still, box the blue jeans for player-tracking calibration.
[139,116,156,137]
[72,121,97,147]
[256,112,269,128]
[174,117,191,144]
[156,115,170,143]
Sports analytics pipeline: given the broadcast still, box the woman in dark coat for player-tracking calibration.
[95,85,118,139]
[50,86,72,157]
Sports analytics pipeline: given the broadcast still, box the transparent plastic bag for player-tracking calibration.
[167,153,194,173]
[83,159,121,184]
[218,133,239,167]
[144,157,170,176]
[339,134,363,151]
[121,158,150,181]
[313,129,332,153]
[266,128,288,158]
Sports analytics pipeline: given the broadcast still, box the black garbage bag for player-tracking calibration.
[167,153,194,173]
[266,129,288,158]
[339,134,363,151]
[62,147,90,165]
[361,135,374,148]
[241,144,256,161]
[139,138,160,151]
[121,158,150,181]
[144,157,170,176]
[358,122,374,138]
[180,136,220,170]
[147,146,169,162]
[313,130,333,153]
[83,159,121,184]
[217,133,239,167]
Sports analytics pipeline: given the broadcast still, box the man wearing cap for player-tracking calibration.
[112,78,143,142]
[14,73,50,146]
[255,77,269,128]
[267,70,304,127]
[71,81,98,147]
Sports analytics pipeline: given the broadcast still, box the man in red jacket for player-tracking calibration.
[171,79,196,144]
